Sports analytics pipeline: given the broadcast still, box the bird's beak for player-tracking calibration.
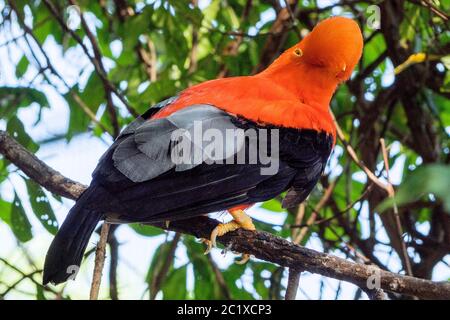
[335,62,349,81]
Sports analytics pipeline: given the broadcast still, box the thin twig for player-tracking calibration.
[68,0,119,137]
[291,203,305,241]
[380,138,413,277]
[0,258,59,297]
[327,226,372,264]
[288,179,335,298]
[293,180,336,244]
[409,0,449,21]
[206,255,232,300]
[149,233,181,300]
[283,0,301,39]
[89,223,110,300]
[137,37,157,82]
[332,112,391,194]
[285,268,301,300]
[290,184,374,229]
[217,0,252,78]
[42,0,138,117]
[107,225,119,300]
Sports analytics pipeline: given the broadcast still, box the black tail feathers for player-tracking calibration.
[43,186,105,285]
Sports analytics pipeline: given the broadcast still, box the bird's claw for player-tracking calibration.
[235,253,251,265]
[202,221,241,254]
[200,210,256,264]
[200,238,213,255]
[200,210,255,262]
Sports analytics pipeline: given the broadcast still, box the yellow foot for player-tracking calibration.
[199,238,213,255]
[202,209,255,262]
[236,253,251,265]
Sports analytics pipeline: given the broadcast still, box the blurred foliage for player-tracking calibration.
[0,0,449,300]
[379,164,450,212]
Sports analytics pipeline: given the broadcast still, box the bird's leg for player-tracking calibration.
[203,209,255,263]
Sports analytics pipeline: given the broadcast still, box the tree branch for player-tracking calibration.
[1,129,449,299]
[0,130,86,200]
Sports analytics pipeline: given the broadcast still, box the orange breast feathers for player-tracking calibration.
[152,76,336,137]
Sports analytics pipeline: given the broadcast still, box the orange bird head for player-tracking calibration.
[260,16,363,108]
[262,17,363,84]
[298,16,364,81]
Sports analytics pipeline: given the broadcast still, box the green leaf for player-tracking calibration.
[146,237,178,298]
[0,199,12,225]
[378,164,450,213]
[0,159,7,184]
[36,284,46,300]
[65,90,91,139]
[184,237,229,299]
[80,73,105,111]
[25,179,58,234]
[16,55,29,78]
[169,0,203,26]
[129,223,164,237]
[261,198,284,213]
[6,116,39,153]
[0,87,49,120]
[441,55,450,70]
[222,263,252,299]
[10,193,33,242]
[203,0,221,23]
[162,265,187,299]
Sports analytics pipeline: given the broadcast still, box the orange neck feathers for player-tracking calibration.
[153,17,364,139]
[258,59,339,109]
[153,75,337,137]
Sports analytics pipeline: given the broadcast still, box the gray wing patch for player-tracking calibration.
[118,95,180,138]
[112,104,245,183]
[113,116,179,182]
[134,119,179,160]
[118,117,145,138]
[167,105,245,171]
[92,116,145,179]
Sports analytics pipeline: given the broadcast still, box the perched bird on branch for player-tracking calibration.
[43,16,363,285]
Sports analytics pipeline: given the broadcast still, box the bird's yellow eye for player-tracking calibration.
[293,48,303,57]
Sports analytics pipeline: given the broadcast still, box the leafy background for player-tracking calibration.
[0,0,449,299]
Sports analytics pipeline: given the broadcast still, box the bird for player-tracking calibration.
[43,16,363,285]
